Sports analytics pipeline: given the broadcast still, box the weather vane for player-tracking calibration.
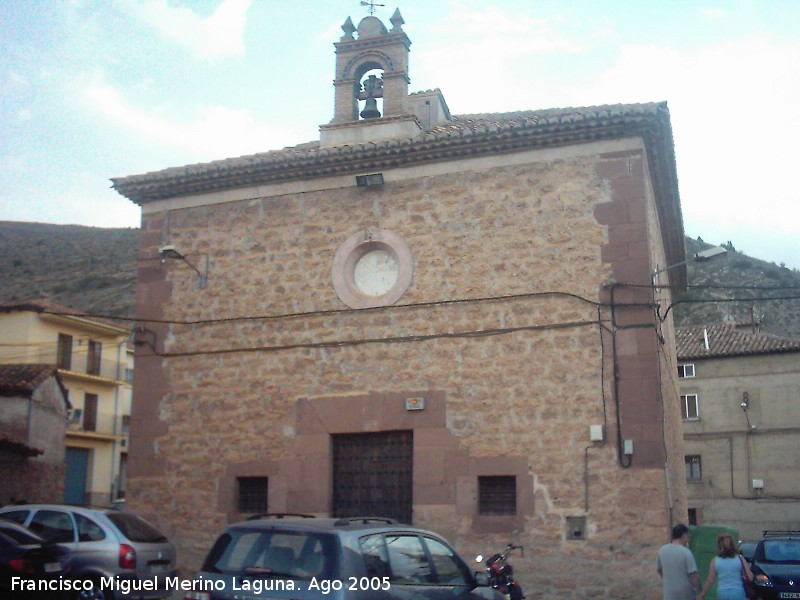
[360,0,385,16]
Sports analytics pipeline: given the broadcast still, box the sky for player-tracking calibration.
[1,0,799,269]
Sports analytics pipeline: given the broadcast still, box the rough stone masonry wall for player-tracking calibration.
[129,149,681,598]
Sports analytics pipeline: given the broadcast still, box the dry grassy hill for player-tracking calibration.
[0,221,138,318]
[1,221,798,337]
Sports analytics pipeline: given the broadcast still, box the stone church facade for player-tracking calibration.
[114,11,689,598]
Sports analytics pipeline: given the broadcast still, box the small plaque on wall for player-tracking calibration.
[405,397,425,411]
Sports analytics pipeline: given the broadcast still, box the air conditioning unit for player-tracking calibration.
[67,408,83,425]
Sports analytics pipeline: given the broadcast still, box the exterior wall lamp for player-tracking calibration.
[651,246,728,285]
[355,173,384,187]
[159,245,207,288]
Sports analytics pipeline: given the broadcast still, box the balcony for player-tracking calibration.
[66,411,129,441]
[36,350,127,385]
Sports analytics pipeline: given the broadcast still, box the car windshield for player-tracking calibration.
[106,513,168,543]
[763,540,800,563]
[202,528,337,580]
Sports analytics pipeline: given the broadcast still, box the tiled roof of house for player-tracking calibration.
[0,364,66,399]
[676,323,800,360]
[0,299,129,332]
[0,365,68,457]
[0,298,85,316]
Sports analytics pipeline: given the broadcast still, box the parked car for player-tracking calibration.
[750,530,800,600]
[184,514,505,599]
[739,540,758,563]
[0,518,72,599]
[0,504,176,600]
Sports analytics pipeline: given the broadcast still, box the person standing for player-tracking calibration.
[657,523,701,600]
[697,533,753,600]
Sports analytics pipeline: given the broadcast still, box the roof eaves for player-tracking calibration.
[111,103,672,205]
[0,300,130,333]
[0,435,43,457]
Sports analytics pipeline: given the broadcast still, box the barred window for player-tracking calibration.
[478,476,516,516]
[685,456,702,481]
[237,477,269,513]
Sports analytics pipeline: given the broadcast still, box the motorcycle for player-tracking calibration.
[476,540,525,599]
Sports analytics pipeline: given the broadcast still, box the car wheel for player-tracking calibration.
[75,580,114,600]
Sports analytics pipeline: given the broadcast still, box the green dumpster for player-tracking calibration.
[689,524,740,600]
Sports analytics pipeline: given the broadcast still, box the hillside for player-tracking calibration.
[1,221,798,337]
[0,221,139,318]
[672,237,800,338]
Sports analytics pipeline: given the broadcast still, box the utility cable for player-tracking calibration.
[33,290,645,327]
[659,294,800,322]
[136,319,603,358]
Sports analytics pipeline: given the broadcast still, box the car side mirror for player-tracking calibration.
[475,572,490,586]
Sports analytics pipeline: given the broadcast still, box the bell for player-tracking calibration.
[360,97,381,119]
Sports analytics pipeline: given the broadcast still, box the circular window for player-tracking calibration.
[332,229,413,309]
[354,249,399,296]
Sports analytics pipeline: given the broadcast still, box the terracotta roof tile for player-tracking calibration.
[0,299,129,331]
[0,299,87,315]
[111,102,673,205]
[0,364,63,397]
[676,323,800,359]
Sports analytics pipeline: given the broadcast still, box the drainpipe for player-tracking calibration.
[26,394,34,451]
[109,336,127,503]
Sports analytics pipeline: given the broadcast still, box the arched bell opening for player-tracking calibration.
[354,62,385,120]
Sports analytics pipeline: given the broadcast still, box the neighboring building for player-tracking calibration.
[0,300,133,506]
[677,323,800,539]
[112,11,689,598]
[0,364,69,504]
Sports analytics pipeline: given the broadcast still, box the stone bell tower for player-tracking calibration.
[320,8,435,147]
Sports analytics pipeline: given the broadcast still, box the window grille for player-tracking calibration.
[685,456,702,481]
[478,476,516,516]
[237,477,269,513]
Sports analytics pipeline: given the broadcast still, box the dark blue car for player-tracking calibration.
[0,518,72,599]
[751,531,800,600]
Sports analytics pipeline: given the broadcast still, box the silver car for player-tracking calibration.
[0,503,176,600]
[186,515,505,599]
